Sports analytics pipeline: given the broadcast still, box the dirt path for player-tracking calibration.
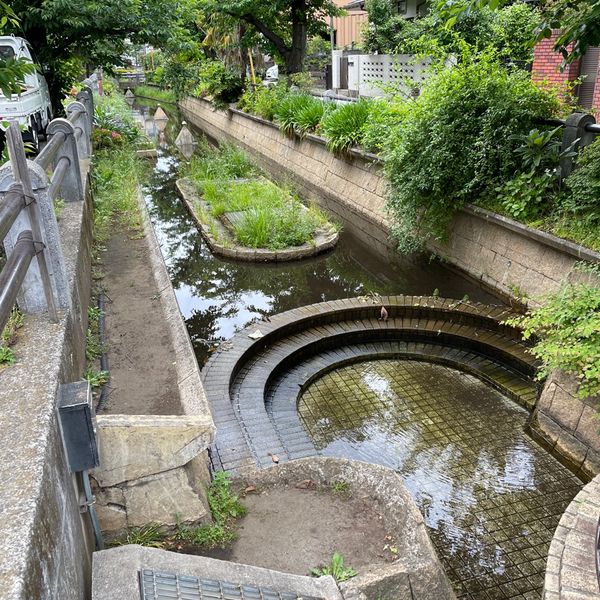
[99,226,181,415]
[198,486,395,577]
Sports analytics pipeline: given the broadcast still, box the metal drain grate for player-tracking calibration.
[139,569,325,600]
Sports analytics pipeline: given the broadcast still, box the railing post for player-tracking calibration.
[66,101,91,159]
[76,86,94,133]
[561,112,596,178]
[46,118,84,202]
[0,124,70,314]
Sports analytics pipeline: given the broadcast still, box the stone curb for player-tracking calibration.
[235,457,456,599]
[176,177,339,262]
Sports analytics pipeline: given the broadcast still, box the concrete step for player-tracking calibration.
[92,545,343,600]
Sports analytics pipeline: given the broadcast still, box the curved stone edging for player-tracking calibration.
[201,296,538,472]
[543,473,600,599]
[235,457,456,600]
[176,178,339,262]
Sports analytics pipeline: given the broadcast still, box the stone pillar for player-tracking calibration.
[47,118,85,202]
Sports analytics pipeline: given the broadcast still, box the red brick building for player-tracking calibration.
[532,31,600,112]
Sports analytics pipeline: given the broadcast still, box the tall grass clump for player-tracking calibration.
[296,99,333,137]
[202,179,330,250]
[133,85,176,104]
[92,93,148,242]
[320,99,373,153]
[274,94,316,136]
[183,140,257,191]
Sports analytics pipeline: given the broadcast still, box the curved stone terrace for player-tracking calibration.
[202,295,584,599]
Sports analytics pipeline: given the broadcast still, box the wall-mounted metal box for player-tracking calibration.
[58,381,99,472]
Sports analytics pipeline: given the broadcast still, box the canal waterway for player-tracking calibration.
[136,99,582,599]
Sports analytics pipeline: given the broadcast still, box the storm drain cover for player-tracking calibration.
[139,569,324,600]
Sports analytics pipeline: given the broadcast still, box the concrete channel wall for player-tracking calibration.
[0,172,95,600]
[180,96,600,301]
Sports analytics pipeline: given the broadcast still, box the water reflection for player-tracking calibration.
[138,99,502,365]
[298,360,582,598]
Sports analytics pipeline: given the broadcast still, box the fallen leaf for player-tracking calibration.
[244,485,257,494]
[295,479,315,489]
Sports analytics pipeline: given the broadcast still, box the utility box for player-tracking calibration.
[58,381,99,472]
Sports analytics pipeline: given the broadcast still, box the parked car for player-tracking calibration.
[0,36,53,150]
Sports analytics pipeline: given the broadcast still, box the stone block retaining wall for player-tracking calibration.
[533,371,600,480]
[180,96,599,302]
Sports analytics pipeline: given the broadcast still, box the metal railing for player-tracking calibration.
[0,86,93,334]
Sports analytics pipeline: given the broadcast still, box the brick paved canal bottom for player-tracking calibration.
[298,360,583,600]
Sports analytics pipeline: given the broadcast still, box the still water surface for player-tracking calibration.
[137,101,582,599]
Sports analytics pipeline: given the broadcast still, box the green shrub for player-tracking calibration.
[362,97,408,154]
[505,266,600,399]
[563,138,600,224]
[94,94,141,144]
[274,94,316,136]
[238,83,289,121]
[92,128,125,150]
[195,61,243,109]
[384,53,561,252]
[320,99,373,153]
[162,56,203,99]
[495,171,555,221]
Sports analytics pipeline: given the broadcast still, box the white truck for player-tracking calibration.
[0,35,53,148]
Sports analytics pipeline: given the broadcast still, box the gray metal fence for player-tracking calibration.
[0,86,94,334]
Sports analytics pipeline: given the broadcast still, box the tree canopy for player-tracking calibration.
[437,0,600,63]
[6,0,200,102]
[198,0,340,73]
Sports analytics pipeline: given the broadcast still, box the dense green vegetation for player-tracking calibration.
[133,85,176,104]
[182,141,333,250]
[506,264,600,399]
[235,51,599,253]
[91,93,149,243]
[364,0,540,65]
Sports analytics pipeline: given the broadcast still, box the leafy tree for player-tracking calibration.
[0,0,35,97]
[363,0,539,64]
[6,0,200,104]
[437,0,600,64]
[199,0,340,74]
